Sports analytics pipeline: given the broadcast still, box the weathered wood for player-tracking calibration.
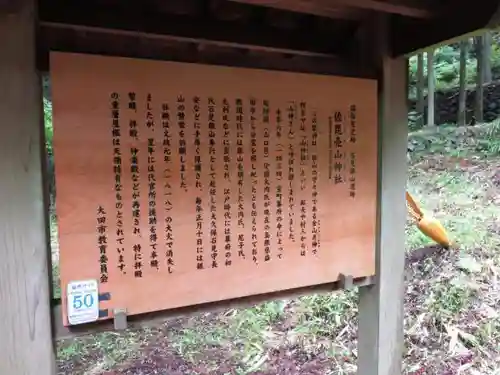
[53,276,375,339]
[458,40,468,126]
[475,36,485,123]
[427,49,435,126]
[39,22,335,58]
[229,0,363,19]
[51,240,441,340]
[38,24,375,78]
[38,0,351,57]
[228,0,434,18]
[0,0,55,374]
[357,15,408,375]
[416,53,424,127]
[209,0,252,21]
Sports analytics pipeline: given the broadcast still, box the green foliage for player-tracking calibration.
[44,97,53,155]
[409,50,475,97]
[407,35,499,98]
[485,119,500,154]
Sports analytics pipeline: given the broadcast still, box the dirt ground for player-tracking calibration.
[56,129,500,375]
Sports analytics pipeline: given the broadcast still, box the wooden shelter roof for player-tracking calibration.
[35,0,500,75]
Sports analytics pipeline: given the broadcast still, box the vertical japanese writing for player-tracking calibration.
[287,103,296,243]
[146,94,154,128]
[328,115,333,180]
[275,108,284,259]
[208,97,218,268]
[130,146,142,276]
[349,104,357,198]
[196,196,204,270]
[299,102,308,256]
[263,100,271,262]
[129,92,137,111]
[193,97,202,190]
[236,98,245,259]
[130,93,142,278]
[250,98,258,264]
[349,104,357,143]
[222,99,232,266]
[146,94,158,270]
[192,97,204,270]
[97,205,108,283]
[111,92,125,274]
[333,111,345,184]
[193,96,203,271]
[222,99,231,182]
[128,92,138,139]
[311,111,320,255]
[162,102,174,273]
[178,95,187,191]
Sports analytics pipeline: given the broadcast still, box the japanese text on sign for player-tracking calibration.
[51,52,378,325]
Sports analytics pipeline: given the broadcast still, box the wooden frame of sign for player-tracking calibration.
[50,52,378,326]
[3,0,500,373]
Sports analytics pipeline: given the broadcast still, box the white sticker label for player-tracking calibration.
[66,279,99,325]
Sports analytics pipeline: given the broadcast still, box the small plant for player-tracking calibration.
[485,118,500,154]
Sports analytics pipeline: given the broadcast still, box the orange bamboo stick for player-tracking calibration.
[406,191,452,249]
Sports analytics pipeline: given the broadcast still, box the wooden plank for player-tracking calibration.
[40,22,341,59]
[52,241,441,339]
[50,52,379,327]
[38,25,374,78]
[228,0,434,18]
[52,241,438,339]
[357,14,408,375]
[53,275,375,339]
[0,0,56,374]
[38,0,352,57]
[228,0,363,19]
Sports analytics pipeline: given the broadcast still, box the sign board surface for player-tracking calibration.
[50,52,378,326]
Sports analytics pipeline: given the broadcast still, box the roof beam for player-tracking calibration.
[391,0,500,56]
[229,0,363,19]
[38,0,350,57]
[38,24,375,78]
[227,0,434,18]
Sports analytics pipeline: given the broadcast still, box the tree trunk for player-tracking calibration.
[416,53,425,128]
[483,31,492,83]
[458,40,468,126]
[475,36,484,123]
[427,49,435,126]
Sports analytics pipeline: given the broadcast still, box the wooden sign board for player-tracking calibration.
[50,52,378,326]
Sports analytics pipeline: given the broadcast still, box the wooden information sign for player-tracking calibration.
[50,52,378,326]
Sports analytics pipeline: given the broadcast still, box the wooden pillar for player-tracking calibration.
[0,1,56,374]
[357,16,408,375]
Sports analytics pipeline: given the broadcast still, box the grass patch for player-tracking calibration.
[57,330,152,374]
[55,123,500,374]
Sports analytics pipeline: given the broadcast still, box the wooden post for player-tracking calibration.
[0,1,56,374]
[357,17,408,375]
[416,53,425,127]
[426,49,435,126]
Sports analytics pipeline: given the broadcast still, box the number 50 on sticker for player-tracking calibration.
[66,279,99,325]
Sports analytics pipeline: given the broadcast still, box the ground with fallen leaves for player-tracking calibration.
[55,123,500,374]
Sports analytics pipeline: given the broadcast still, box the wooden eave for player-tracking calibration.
[33,0,500,75]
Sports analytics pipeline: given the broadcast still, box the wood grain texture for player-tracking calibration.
[0,1,56,374]
[50,52,379,326]
[52,275,376,339]
[51,243,440,339]
[357,15,408,375]
[228,0,433,18]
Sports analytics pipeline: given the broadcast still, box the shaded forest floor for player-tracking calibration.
[56,124,500,375]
